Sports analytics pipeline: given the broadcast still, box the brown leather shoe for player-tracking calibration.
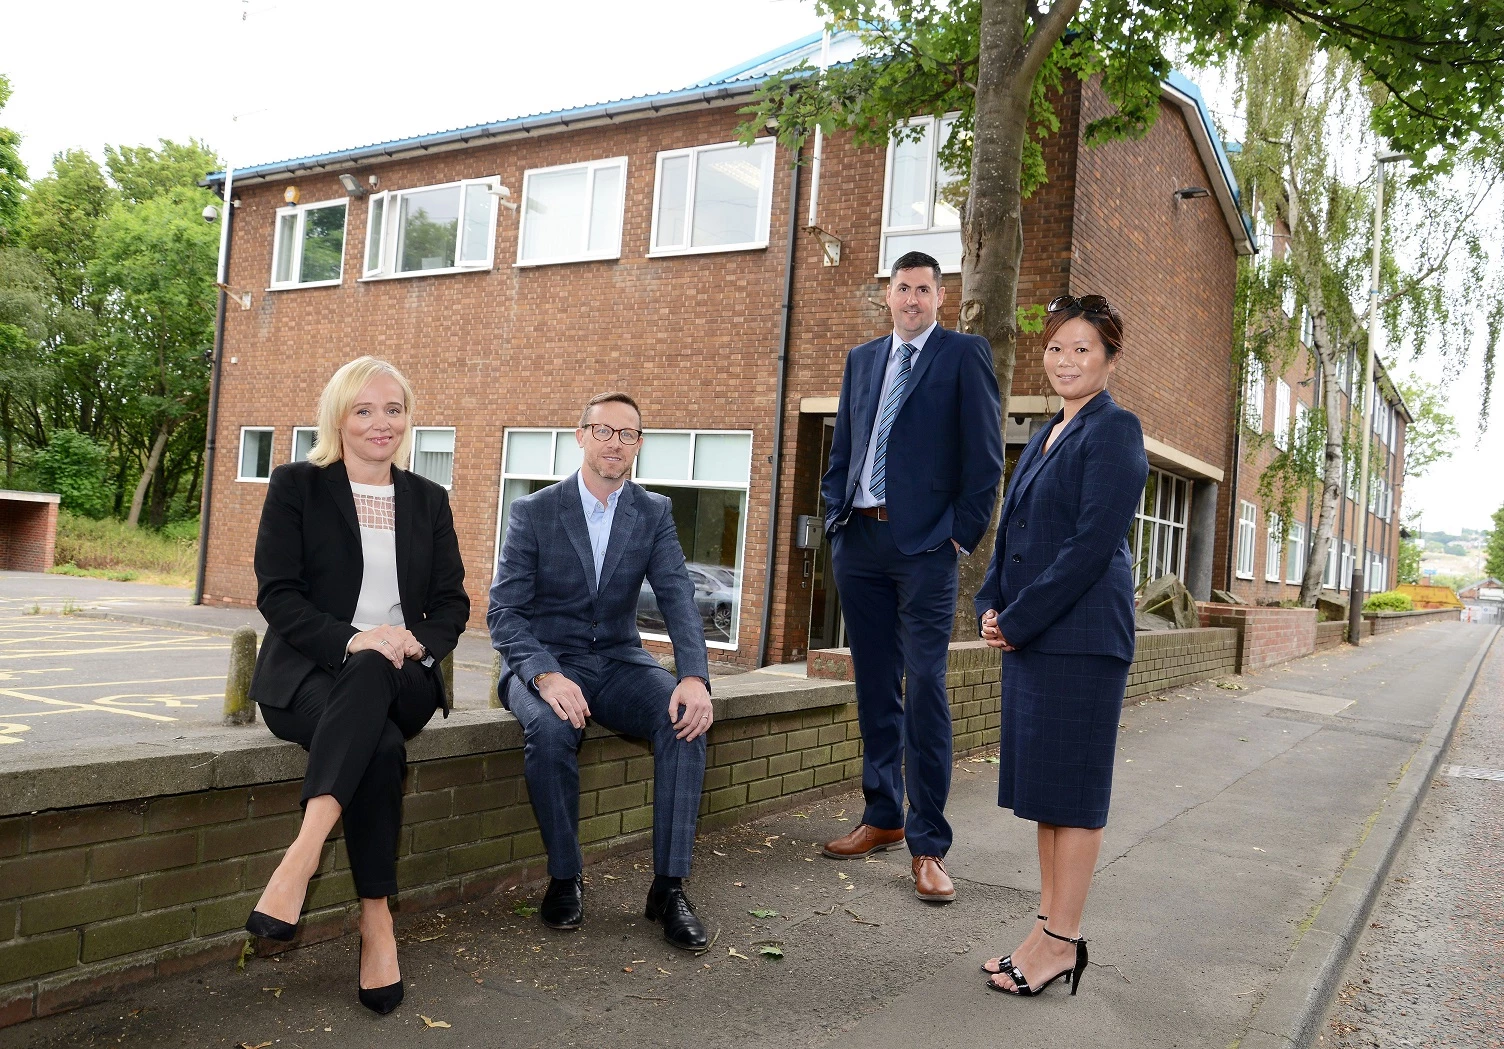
[822,824,905,859]
[912,855,956,902]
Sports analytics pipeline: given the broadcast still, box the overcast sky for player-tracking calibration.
[4,0,1499,532]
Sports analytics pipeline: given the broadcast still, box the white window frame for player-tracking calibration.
[647,139,776,258]
[1285,522,1306,584]
[1265,514,1283,582]
[1323,537,1338,589]
[361,176,500,280]
[1341,540,1355,591]
[269,198,348,290]
[409,426,456,490]
[1236,501,1257,580]
[877,112,963,275]
[237,427,275,483]
[1244,365,1266,433]
[1130,468,1190,588]
[495,427,753,651]
[1274,379,1292,451]
[290,426,317,463]
[1295,401,1310,445]
[515,156,628,267]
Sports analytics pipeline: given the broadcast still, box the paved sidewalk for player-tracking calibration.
[2,621,1495,1048]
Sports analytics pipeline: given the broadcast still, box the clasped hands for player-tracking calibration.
[979,609,1015,652]
[348,624,426,668]
[537,671,714,741]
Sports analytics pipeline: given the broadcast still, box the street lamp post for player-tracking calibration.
[1348,150,1407,645]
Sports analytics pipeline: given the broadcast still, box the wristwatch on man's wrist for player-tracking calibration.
[533,671,553,690]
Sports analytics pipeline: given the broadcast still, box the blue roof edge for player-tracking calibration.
[694,29,825,87]
[1163,69,1253,242]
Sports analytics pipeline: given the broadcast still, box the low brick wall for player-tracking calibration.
[1197,603,1317,673]
[1315,620,1348,651]
[1365,607,1462,634]
[0,659,1000,1027]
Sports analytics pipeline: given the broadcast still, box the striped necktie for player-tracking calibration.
[869,341,917,504]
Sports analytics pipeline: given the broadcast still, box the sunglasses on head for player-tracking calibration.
[1046,294,1116,315]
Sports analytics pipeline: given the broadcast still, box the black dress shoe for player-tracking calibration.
[644,884,708,951]
[245,909,297,942]
[540,875,583,930]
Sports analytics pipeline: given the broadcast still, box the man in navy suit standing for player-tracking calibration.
[820,251,1004,902]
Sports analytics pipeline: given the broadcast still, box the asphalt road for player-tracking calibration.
[1323,631,1504,1048]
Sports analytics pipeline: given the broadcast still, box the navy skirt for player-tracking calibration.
[997,650,1131,829]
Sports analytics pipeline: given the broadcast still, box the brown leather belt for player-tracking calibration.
[855,506,889,521]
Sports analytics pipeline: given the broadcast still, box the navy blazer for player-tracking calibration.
[821,325,1004,555]
[487,474,710,704]
[974,390,1149,662]
[250,459,470,711]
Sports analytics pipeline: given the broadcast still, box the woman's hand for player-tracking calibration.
[348,625,425,668]
[980,609,1015,652]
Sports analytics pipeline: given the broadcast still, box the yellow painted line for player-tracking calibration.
[92,693,213,709]
[0,641,226,660]
[16,675,222,690]
[0,723,29,744]
[0,688,179,722]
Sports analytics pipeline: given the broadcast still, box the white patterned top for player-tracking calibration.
[349,480,404,630]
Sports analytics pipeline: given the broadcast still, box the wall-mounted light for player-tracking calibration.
[283,186,300,205]
[1174,186,1210,200]
[367,174,379,189]
[488,184,518,212]
[337,173,366,198]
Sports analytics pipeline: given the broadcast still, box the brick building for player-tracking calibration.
[199,32,1264,668]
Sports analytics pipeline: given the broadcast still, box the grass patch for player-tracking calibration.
[52,511,198,588]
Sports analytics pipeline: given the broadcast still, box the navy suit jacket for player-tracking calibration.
[487,474,710,705]
[974,390,1149,662]
[821,325,1004,555]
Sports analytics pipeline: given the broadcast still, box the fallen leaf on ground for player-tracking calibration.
[419,1015,451,1028]
[985,757,1000,764]
[758,945,785,958]
[748,909,779,919]
[236,939,254,971]
[1252,847,1265,852]
[763,835,780,846]
[603,874,620,880]
[743,848,762,854]
[734,882,745,887]
[623,966,634,972]
[837,873,848,880]
[712,850,728,857]
[1217,682,1245,690]
[792,812,809,818]
[241,1043,272,1049]
[657,967,673,975]
[512,902,538,917]
[727,947,750,960]
[260,987,282,998]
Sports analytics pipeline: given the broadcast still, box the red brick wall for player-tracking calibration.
[0,500,59,573]
[1197,602,1317,672]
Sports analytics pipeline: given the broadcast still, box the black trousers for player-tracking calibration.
[260,649,440,898]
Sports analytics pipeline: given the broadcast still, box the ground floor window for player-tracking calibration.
[1131,468,1190,587]
[291,426,317,462]
[1235,501,1257,580]
[1323,537,1338,589]
[497,427,752,649]
[1285,522,1306,584]
[1265,514,1283,582]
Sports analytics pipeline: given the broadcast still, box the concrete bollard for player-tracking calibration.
[223,627,258,726]
[440,651,455,708]
[489,651,503,708]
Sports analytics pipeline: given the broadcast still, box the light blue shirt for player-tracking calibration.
[854,320,938,507]
[576,471,621,583]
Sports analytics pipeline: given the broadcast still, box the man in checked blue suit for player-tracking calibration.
[489,392,715,950]
[820,250,1004,902]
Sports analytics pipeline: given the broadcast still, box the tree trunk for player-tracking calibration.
[1299,336,1343,606]
[125,423,170,528]
[949,0,1082,639]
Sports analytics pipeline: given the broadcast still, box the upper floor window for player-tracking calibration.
[271,199,347,289]
[649,139,775,257]
[1274,379,1292,450]
[880,114,963,274]
[1243,363,1266,432]
[364,177,499,279]
[517,157,628,266]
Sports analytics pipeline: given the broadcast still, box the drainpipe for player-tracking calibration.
[756,140,803,668]
[805,30,830,229]
[1224,360,1243,592]
[194,168,234,605]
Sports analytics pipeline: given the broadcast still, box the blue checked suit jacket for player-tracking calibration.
[487,474,710,704]
[821,326,1004,555]
[974,390,1149,661]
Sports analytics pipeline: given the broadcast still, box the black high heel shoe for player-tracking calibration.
[245,909,297,942]
[357,938,404,1015]
[981,913,1047,975]
[985,927,1088,997]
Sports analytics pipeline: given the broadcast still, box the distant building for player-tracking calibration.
[1459,577,1503,624]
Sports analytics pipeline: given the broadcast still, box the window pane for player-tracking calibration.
[690,141,771,248]
[692,433,751,484]
[274,213,297,283]
[413,429,454,487]
[882,230,962,272]
[504,431,553,474]
[241,431,271,478]
[655,154,690,249]
[640,485,745,644]
[587,164,623,254]
[887,123,931,228]
[553,434,584,475]
[365,196,385,272]
[416,428,455,455]
[933,117,963,228]
[521,168,589,261]
[500,477,551,545]
[460,184,493,263]
[398,186,460,272]
[293,429,316,462]
[636,432,691,481]
[299,203,345,282]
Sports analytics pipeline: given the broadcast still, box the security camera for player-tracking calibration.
[202,205,219,223]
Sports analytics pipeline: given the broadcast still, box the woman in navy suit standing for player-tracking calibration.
[974,295,1148,998]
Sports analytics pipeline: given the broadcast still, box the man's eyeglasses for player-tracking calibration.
[585,424,642,446]
[1047,294,1115,316]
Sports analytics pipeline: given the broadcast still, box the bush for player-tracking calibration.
[52,511,198,584]
[32,429,113,518]
[1362,591,1414,613]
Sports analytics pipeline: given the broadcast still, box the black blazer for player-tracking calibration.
[973,390,1148,662]
[249,459,470,711]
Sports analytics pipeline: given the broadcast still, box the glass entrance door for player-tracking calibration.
[807,417,846,651]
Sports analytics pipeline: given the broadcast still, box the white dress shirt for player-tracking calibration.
[853,321,938,507]
[577,470,621,584]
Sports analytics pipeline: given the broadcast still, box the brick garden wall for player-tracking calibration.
[1366,607,1462,634]
[0,496,59,573]
[1315,620,1347,651]
[1197,602,1317,672]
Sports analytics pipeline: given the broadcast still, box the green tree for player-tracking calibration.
[1396,527,1421,585]
[0,246,54,481]
[1484,506,1504,580]
[33,429,113,519]
[1393,377,1459,481]
[0,74,26,245]
[745,1,1504,631]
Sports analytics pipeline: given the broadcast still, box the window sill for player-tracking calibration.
[235,476,271,484]
[1234,571,1254,580]
[642,629,738,652]
[646,242,768,259]
[358,265,492,282]
[267,279,344,291]
[514,254,621,269]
